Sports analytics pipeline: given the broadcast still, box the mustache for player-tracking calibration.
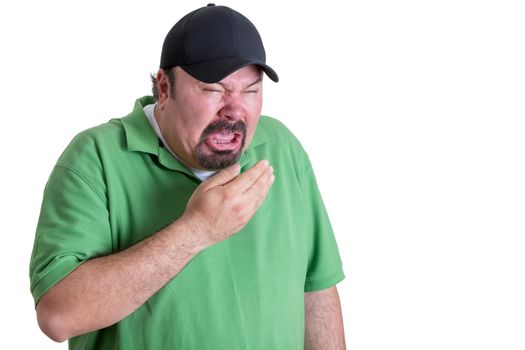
[201,120,246,137]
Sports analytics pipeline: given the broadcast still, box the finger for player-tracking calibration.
[228,160,270,193]
[201,163,241,190]
[242,168,274,212]
[242,175,273,219]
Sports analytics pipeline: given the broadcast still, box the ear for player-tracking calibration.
[156,69,171,107]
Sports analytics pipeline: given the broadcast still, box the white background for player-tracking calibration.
[1,0,524,349]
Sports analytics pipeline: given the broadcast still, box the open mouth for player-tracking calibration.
[204,131,244,152]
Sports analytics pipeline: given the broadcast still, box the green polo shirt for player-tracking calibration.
[29,96,344,349]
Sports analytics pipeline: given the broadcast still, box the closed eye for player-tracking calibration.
[203,88,224,93]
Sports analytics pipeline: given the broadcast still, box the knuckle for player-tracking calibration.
[221,189,234,201]
[235,206,252,225]
[232,202,244,215]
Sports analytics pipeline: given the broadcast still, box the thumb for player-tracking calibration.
[201,163,241,190]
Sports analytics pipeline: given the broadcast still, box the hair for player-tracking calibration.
[150,67,176,101]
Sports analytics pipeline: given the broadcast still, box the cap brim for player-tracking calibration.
[180,57,279,83]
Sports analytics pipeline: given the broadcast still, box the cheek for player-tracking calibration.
[244,94,263,119]
[179,104,217,141]
[249,94,263,113]
[173,117,204,149]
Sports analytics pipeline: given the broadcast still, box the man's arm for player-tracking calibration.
[304,285,346,350]
[36,161,274,342]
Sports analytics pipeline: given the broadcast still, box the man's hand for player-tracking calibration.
[181,160,275,248]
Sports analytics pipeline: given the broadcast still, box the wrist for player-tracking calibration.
[170,214,211,254]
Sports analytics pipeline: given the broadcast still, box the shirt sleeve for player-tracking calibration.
[302,156,345,292]
[29,164,112,306]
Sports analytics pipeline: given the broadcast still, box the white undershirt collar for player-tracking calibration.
[143,103,217,181]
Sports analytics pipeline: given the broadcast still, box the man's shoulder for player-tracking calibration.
[56,118,126,170]
[76,118,124,144]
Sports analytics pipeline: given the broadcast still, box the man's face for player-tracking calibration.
[157,65,263,170]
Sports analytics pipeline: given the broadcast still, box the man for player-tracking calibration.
[30,4,345,349]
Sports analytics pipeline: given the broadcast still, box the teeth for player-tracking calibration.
[214,140,231,144]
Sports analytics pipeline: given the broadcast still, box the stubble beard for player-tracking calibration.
[195,120,247,170]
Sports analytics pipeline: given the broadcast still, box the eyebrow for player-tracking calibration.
[246,77,263,88]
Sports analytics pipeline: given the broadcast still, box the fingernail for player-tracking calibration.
[271,175,275,183]
[269,166,274,174]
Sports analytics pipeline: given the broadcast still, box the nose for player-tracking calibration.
[218,94,245,121]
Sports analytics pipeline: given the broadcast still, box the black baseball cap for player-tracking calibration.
[160,4,279,83]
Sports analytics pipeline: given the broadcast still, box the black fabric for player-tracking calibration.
[160,4,279,83]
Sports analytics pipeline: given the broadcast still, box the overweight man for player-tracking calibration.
[30,4,346,349]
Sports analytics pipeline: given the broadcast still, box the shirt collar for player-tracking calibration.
[121,96,268,177]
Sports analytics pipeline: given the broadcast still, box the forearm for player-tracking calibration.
[304,286,346,350]
[36,217,207,342]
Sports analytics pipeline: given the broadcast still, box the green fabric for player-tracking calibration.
[29,96,345,350]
